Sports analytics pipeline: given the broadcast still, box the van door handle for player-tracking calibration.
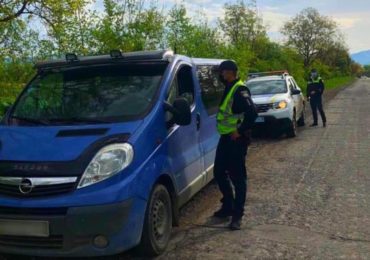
[196,113,201,130]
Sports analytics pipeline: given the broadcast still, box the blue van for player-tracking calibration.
[0,50,227,257]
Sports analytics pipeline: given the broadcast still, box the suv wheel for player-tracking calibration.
[137,184,172,256]
[287,112,297,138]
[297,106,305,127]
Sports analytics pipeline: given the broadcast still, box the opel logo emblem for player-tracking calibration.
[19,178,34,194]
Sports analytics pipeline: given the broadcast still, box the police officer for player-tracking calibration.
[213,60,258,230]
[307,69,327,127]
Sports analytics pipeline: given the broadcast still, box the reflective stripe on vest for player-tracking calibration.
[310,77,322,84]
[216,80,245,135]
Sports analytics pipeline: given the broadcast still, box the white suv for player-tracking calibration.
[246,72,305,137]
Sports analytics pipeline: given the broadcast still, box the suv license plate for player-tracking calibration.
[255,117,265,123]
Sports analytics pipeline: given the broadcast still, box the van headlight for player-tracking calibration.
[273,100,288,109]
[78,143,134,189]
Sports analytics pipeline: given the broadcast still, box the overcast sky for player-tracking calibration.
[153,0,370,53]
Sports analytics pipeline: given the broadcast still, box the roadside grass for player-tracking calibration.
[324,76,356,90]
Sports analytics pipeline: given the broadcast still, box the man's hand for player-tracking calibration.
[230,131,241,141]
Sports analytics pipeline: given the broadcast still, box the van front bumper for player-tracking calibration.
[0,198,147,257]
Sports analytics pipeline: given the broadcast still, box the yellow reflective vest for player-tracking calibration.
[216,80,245,135]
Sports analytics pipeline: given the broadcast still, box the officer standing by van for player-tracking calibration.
[213,60,258,230]
[307,69,327,127]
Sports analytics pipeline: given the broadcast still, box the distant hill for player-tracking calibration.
[351,50,370,66]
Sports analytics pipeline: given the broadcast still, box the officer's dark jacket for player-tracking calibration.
[220,79,258,135]
[307,78,325,99]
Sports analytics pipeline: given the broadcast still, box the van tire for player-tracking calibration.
[137,184,172,256]
[286,112,297,138]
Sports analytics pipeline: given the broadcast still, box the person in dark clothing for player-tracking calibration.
[213,60,258,230]
[307,69,327,127]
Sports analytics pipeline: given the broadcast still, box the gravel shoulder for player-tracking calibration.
[157,78,370,259]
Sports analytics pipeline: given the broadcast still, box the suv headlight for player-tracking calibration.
[273,100,288,109]
[78,143,134,189]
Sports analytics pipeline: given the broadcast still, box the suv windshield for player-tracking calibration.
[9,63,167,125]
[247,80,287,95]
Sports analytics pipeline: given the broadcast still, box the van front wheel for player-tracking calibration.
[138,184,172,256]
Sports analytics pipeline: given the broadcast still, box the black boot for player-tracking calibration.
[213,207,233,218]
[323,121,326,127]
[229,216,242,230]
[310,123,318,127]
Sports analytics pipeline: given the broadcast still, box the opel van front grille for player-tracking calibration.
[0,206,68,216]
[0,235,63,249]
[0,177,77,198]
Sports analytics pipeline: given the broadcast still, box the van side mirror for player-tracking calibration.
[291,89,301,95]
[164,98,191,126]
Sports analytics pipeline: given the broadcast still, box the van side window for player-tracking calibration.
[166,78,178,123]
[166,65,195,125]
[167,78,178,105]
[197,65,223,115]
[177,65,195,105]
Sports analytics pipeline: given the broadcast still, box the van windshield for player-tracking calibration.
[10,63,167,125]
[247,80,287,95]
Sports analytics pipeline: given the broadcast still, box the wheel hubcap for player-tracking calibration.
[152,199,168,241]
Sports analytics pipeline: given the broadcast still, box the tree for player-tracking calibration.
[282,8,338,68]
[43,1,99,55]
[0,0,86,25]
[350,62,363,77]
[322,43,351,76]
[362,65,370,77]
[93,0,165,53]
[0,0,95,56]
[218,0,265,47]
[165,6,221,57]
[166,4,193,54]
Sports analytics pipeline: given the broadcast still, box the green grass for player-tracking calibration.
[324,76,356,90]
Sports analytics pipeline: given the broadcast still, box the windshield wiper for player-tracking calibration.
[10,116,50,125]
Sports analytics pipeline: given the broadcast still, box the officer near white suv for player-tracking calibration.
[307,69,327,127]
[213,60,258,230]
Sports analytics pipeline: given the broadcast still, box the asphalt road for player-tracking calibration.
[1,79,369,259]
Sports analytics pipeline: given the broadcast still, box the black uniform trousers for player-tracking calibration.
[214,134,248,218]
[310,96,326,124]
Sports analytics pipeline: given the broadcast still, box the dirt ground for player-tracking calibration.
[1,79,369,260]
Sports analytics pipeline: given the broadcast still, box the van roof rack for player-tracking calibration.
[36,50,174,70]
[248,70,289,79]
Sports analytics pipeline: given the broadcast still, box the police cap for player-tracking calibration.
[219,60,238,72]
